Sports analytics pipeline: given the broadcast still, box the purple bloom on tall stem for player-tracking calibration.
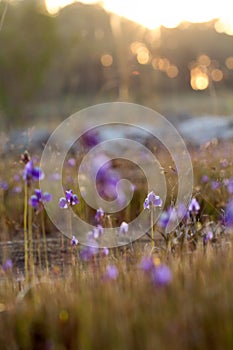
[0,181,8,190]
[103,264,118,280]
[227,178,233,194]
[95,208,104,223]
[201,175,209,183]
[71,235,79,246]
[2,259,13,271]
[203,230,213,244]
[139,256,154,272]
[225,199,233,227]
[29,189,52,211]
[144,191,162,209]
[119,221,129,235]
[23,161,44,184]
[102,247,109,256]
[151,264,172,287]
[211,180,220,190]
[59,189,79,209]
[188,198,200,213]
[67,158,76,167]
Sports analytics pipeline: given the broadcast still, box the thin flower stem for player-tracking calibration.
[28,197,35,282]
[151,206,154,250]
[41,210,49,275]
[23,182,29,284]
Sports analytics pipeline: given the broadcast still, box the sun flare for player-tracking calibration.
[46,0,233,34]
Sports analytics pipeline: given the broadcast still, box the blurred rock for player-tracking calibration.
[176,115,233,145]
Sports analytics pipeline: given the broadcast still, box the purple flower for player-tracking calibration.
[203,230,214,244]
[0,181,8,190]
[220,159,228,168]
[102,247,109,256]
[71,235,79,246]
[79,245,98,261]
[151,264,172,287]
[67,158,76,167]
[103,264,118,280]
[49,172,61,181]
[144,191,162,209]
[29,189,52,210]
[12,186,22,193]
[92,225,104,239]
[119,221,128,235]
[81,129,100,148]
[23,161,44,183]
[188,198,200,213]
[201,175,209,183]
[225,199,233,227]
[59,190,79,209]
[95,208,104,223]
[139,256,154,272]
[227,178,233,194]
[211,180,220,190]
[2,259,13,271]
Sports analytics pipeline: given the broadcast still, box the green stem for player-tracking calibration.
[151,206,154,250]
[28,195,35,282]
[24,182,29,284]
[41,210,49,275]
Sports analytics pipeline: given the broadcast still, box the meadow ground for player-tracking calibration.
[1,115,233,349]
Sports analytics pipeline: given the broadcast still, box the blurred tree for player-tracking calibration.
[0,0,57,128]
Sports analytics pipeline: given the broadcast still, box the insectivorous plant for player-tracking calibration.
[21,151,44,284]
[29,189,52,274]
[59,189,79,249]
[144,191,162,251]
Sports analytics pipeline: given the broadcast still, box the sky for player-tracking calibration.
[45,0,233,33]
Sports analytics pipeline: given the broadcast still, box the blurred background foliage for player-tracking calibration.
[0,0,233,130]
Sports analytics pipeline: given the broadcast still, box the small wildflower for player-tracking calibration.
[139,256,154,272]
[225,199,233,227]
[0,181,8,191]
[59,190,79,209]
[2,259,13,272]
[20,150,30,164]
[103,264,118,280]
[95,208,104,223]
[201,175,209,183]
[23,160,44,184]
[188,198,200,213]
[119,221,128,235]
[151,264,172,287]
[79,244,98,261]
[67,158,76,167]
[144,191,162,210]
[102,247,109,256]
[29,189,52,211]
[71,235,79,246]
[211,180,220,190]
[227,178,233,194]
[203,230,214,244]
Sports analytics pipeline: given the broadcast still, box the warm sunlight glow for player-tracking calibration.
[100,54,113,67]
[46,0,233,35]
[190,68,209,90]
[225,57,233,70]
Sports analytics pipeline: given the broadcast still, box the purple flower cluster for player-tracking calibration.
[59,190,79,209]
[23,160,44,184]
[29,189,52,211]
[140,256,172,287]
